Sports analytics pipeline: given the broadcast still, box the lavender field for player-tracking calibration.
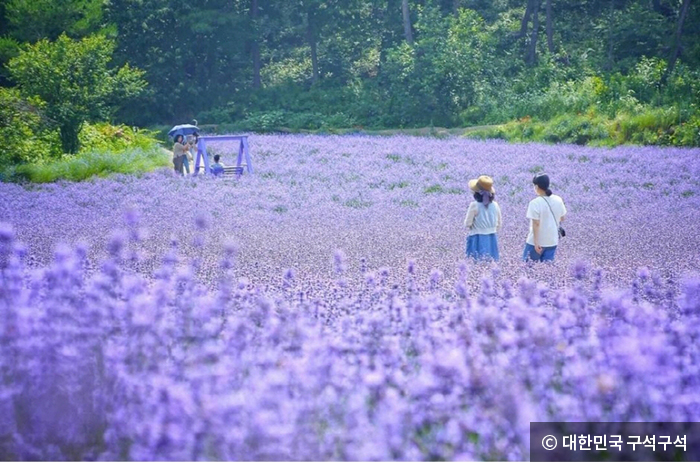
[1,135,700,460]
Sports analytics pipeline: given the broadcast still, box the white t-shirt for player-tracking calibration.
[526,194,567,247]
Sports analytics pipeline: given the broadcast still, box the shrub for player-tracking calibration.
[466,108,699,147]
[234,110,357,132]
[7,34,146,153]
[196,101,242,125]
[12,147,170,183]
[238,110,288,132]
[78,123,160,153]
[0,88,60,175]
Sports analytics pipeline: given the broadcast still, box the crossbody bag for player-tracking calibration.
[541,196,566,238]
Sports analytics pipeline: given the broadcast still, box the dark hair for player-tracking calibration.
[473,191,495,203]
[175,134,184,143]
[214,154,220,162]
[533,173,553,196]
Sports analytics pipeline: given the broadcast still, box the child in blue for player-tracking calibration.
[464,175,502,261]
[210,154,225,176]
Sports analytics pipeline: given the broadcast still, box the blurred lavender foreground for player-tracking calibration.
[1,135,700,460]
[1,220,700,461]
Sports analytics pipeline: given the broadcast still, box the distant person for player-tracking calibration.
[211,154,225,176]
[523,173,567,262]
[464,175,502,261]
[172,134,188,175]
[182,148,192,175]
[183,133,198,175]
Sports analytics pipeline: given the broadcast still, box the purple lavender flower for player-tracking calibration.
[0,135,699,460]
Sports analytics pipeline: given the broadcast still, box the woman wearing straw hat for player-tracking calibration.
[523,173,567,262]
[464,175,502,261]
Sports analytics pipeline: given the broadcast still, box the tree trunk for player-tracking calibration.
[663,0,691,84]
[545,0,554,53]
[250,0,261,89]
[60,121,82,154]
[402,0,413,45]
[527,0,539,65]
[604,0,616,71]
[453,0,460,16]
[377,0,390,68]
[517,0,534,38]
[306,13,319,84]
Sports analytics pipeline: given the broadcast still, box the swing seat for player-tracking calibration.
[222,165,245,177]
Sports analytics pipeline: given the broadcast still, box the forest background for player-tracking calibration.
[0,0,699,181]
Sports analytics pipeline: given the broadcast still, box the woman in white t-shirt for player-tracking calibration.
[523,173,567,262]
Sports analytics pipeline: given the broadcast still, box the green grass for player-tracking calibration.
[10,147,171,183]
[388,181,410,190]
[398,199,419,208]
[186,123,487,139]
[273,205,288,213]
[464,109,700,147]
[423,184,444,194]
[344,198,373,209]
[0,122,171,183]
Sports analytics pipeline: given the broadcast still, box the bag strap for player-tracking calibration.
[540,196,558,224]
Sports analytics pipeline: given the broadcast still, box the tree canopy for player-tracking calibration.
[8,34,146,153]
[0,0,698,146]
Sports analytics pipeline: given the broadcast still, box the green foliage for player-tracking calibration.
[0,87,60,170]
[3,0,699,148]
[377,7,491,127]
[0,36,20,85]
[226,110,357,132]
[423,184,446,194]
[105,0,250,125]
[597,2,668,72]
[465,109,699,147]
[0,100,166,183]
[0,0,107,86]
[4,0,104,42]
[7,34,146,153]
[462,53,700,146]
[196,102,242,125]
[344,197,373,209]
[10,147,170,183]
[78,123,159,153]
[239,110,287,131]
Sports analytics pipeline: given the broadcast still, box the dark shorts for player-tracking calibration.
[523,243,557,262]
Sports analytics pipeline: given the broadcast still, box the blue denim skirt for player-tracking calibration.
[466,233,499,261]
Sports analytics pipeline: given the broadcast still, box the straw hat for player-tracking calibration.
[468,175,494,193]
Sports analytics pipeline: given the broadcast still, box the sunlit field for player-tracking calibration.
[1,135,700,460]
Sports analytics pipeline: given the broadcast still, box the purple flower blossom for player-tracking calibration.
[0,135,699,459]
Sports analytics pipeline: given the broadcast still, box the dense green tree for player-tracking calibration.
[664,0,692,82]
[380,6,490,126]
[0,0,698,134]
[4,0,104,42]
[8,34,146,153]
[0,87,59,166]
[105,0,251,124]
[0,0,105,87]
